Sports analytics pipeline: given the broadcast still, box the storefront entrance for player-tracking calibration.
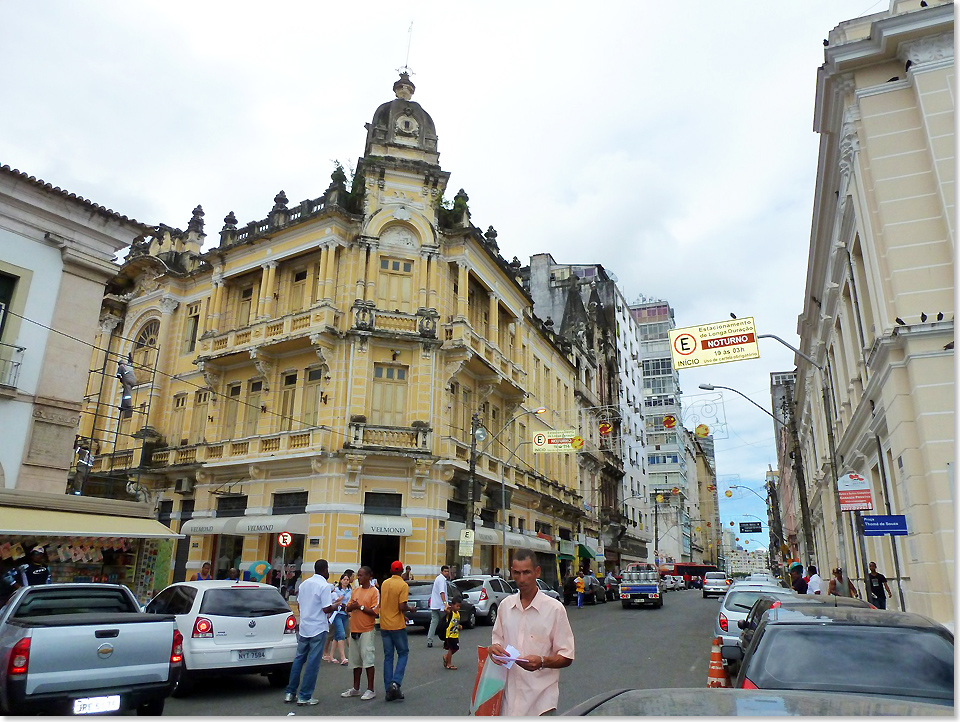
[213,535,244,579]
[360,534,400,586]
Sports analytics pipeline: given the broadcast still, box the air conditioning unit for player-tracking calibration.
[174,478,194,495]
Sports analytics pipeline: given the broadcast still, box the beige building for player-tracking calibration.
[79,74,593,586]
[795,0,954,623]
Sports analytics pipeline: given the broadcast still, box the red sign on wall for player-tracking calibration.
[837,473,873,511]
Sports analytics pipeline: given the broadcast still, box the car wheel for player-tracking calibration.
[136,698,165,716]
[487,604,497,626]
[267,664,292,688]
[621,600,631,609]
[464,609,477,629]
[656,598,664,608]
[703,592,708,599]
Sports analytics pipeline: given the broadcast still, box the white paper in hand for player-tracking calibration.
[491,644,523,669]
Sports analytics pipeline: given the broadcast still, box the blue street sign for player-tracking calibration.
[862,515,908,536]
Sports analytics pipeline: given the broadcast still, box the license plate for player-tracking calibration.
[73,695,120,715]
[237,648,266,661]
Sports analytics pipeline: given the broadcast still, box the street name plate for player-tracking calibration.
[739,522,762,534]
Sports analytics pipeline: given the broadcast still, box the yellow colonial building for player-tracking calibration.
[79,74,592,586]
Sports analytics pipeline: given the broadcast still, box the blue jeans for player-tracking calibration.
[286,631,327,700]
[380,628,409,687]
[331,614,346,641]
[577,592,584,608]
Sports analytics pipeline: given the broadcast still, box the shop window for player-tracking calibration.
[371,364,407,427]
[182,302,201,354]
[217,495,248,518]
[365,491,402,516]
[215,534,244,580]
[273,491,308,515]
[447,500,466,524]
[279,372,298,432]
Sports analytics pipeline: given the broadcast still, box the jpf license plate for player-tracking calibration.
[73,695,121,715]
[237,648,266,661]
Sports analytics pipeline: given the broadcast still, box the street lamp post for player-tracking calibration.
[499,439,532,575]
[700,383,814,568]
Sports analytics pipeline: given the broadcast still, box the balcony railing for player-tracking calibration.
[351,304,439,339]
[0,343,25,389]
[199,308,335,358]
[346,422,431,452]
[147,429,326,467]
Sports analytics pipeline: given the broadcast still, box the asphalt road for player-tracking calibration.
[163,588,719,716]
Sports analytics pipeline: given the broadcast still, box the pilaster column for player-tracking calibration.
[326,245,338,302]
[355,244,367,301]
[488,293,499,344]
[317,245,329,303]
[147,295,180,427]
[457,263,469,319]
[365,246,379,303]
[512,321,523,366]
[205,277,223,335]
[265,262,278,318]
[257,264,271,318]
[427,254,439,309]
[417,256,428,310]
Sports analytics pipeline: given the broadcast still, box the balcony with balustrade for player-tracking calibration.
[0,342,25,398]
[197,306,339,362]
[344,420,431,454]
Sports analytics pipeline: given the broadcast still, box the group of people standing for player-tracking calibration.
[788,561,893,607]
[283,559,411,706]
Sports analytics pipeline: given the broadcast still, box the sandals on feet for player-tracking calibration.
[340,659,349,665]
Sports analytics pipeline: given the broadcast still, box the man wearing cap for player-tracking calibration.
[789,563,807,594]
[19,547,51,587]
[379,561,412,702]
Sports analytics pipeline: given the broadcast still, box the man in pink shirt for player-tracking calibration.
[489,549,574,716]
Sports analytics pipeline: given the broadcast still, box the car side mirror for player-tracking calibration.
[721,645,743,662]
[737,619,747,629]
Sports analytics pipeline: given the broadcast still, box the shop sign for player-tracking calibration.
[558,540,575,556]
[837,472,873,511]
[361,515,412,536]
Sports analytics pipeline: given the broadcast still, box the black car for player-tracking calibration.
[404,580,477,629]
[726,606,954,706]
[562,575,604,605]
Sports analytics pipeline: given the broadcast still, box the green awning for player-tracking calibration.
[576,544,595,560]
[557,553,574,561]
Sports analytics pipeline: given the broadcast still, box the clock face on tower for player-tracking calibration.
[395,114,420,141]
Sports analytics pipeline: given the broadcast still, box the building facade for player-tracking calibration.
[78,75,593,586]
[795,0,954,623]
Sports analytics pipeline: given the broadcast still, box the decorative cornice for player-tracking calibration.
[158,295,179,315]
[899,32,954,68]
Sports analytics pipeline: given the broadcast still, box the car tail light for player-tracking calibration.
[170,629,184,665]
[719,613,728,632]
[285,614,297,634]
[192,616,214,638]
[479,588,488,602]
[741,677,759,689]
[8,638,30,676]
[867,603,877,609]
[770,601,781,609]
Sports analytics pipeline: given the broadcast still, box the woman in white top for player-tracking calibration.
[323,572,354,664]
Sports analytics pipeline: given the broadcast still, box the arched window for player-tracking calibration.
[132,319,160,382]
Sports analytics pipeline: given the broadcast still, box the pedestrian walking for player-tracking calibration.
[189,561,213,582]
[866,562,892,609]
[805,565,823,595]
[284,559,336,706]
[341,566,380,701]
[789,562,808,594]
[379,560,412,702]
[575,571,585,608]
[324,572,353,664]
[18,547,51,587]
[401,565,413,581]
[828,567,858,598]
[442,599,461,670]
[427,564,451,648]
[489,548,574,716]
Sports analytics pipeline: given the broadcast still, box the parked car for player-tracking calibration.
[735,592,876,664]
[715,584,793,650]
[561,688,953,716]
[562,574,604,605]
[452,576,513,625]
[702,571,730,599]
[726,606,954,706]
[405,580,477,630]
[144,581,296,696]
[0,583,180,716]
[506,579,561,602]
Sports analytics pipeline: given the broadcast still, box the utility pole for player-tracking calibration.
[461,412,481,575]
[784,385,815,566]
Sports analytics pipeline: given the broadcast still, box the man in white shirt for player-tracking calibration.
[426,564,450,648]
[806,565,823,595]
[285,559,336,706]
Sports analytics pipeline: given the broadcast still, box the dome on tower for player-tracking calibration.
[364,72,439,164]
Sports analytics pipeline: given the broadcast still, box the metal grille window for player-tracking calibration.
[364,492,402,516]
[217,495,248,518]
[273,491,308,515]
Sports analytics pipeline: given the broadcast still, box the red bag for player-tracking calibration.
[470,646,507,715]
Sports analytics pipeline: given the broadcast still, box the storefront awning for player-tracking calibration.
[180,517,239,536]
[232,514,310,536]
[577,544,603,561]
[527,536,554,554]
[475,527,500,545]
[361,515,412,537]
[445,522,499,546]
[1,508,182,539]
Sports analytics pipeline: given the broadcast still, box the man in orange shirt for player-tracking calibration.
[341,566,380,701]
[379,560,412,702]
[489,548,575,716]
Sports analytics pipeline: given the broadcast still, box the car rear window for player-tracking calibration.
[705,573,726,580]
[407,583,432,594]
[748,626,954,701]
[14,587,134,617]
[199,587,290,617]
[725,590,777,612]
[454,580,483,592]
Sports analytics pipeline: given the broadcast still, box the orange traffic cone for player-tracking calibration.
[707,636,731,688]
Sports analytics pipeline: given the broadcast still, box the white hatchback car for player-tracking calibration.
[145,581,298,695]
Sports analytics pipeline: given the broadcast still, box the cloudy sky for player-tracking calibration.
[2,1,880,549]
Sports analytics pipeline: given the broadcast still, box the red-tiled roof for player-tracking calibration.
[1,164,150,230]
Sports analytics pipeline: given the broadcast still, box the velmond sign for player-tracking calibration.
[668,317,760,370]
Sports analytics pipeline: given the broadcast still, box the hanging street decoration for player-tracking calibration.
[695,423,710,438]
[663,414,678,429]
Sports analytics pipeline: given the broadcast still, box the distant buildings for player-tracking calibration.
[725,548,770,576]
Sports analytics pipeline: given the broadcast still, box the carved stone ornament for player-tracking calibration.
[838,120,860,178]
[158,295,180,315]
[311,456,324,475]
[354,305,375,331]
[345,453,364,493]
[379,225,418,252]
[138,270,162,295]
[476,383,497,404]
[392,205,412,221]
[900,33,954,66]
[249,350,273,382]
[308,335,331,379]
[418,313,438,339]
[444,357,468,390]
[196,361,220,389]
[412,458,432,498]
[249,464,266,481]
[99,314,122,334]
[195,469,211,484]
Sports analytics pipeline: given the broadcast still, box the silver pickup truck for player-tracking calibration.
[0,583,181,715]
